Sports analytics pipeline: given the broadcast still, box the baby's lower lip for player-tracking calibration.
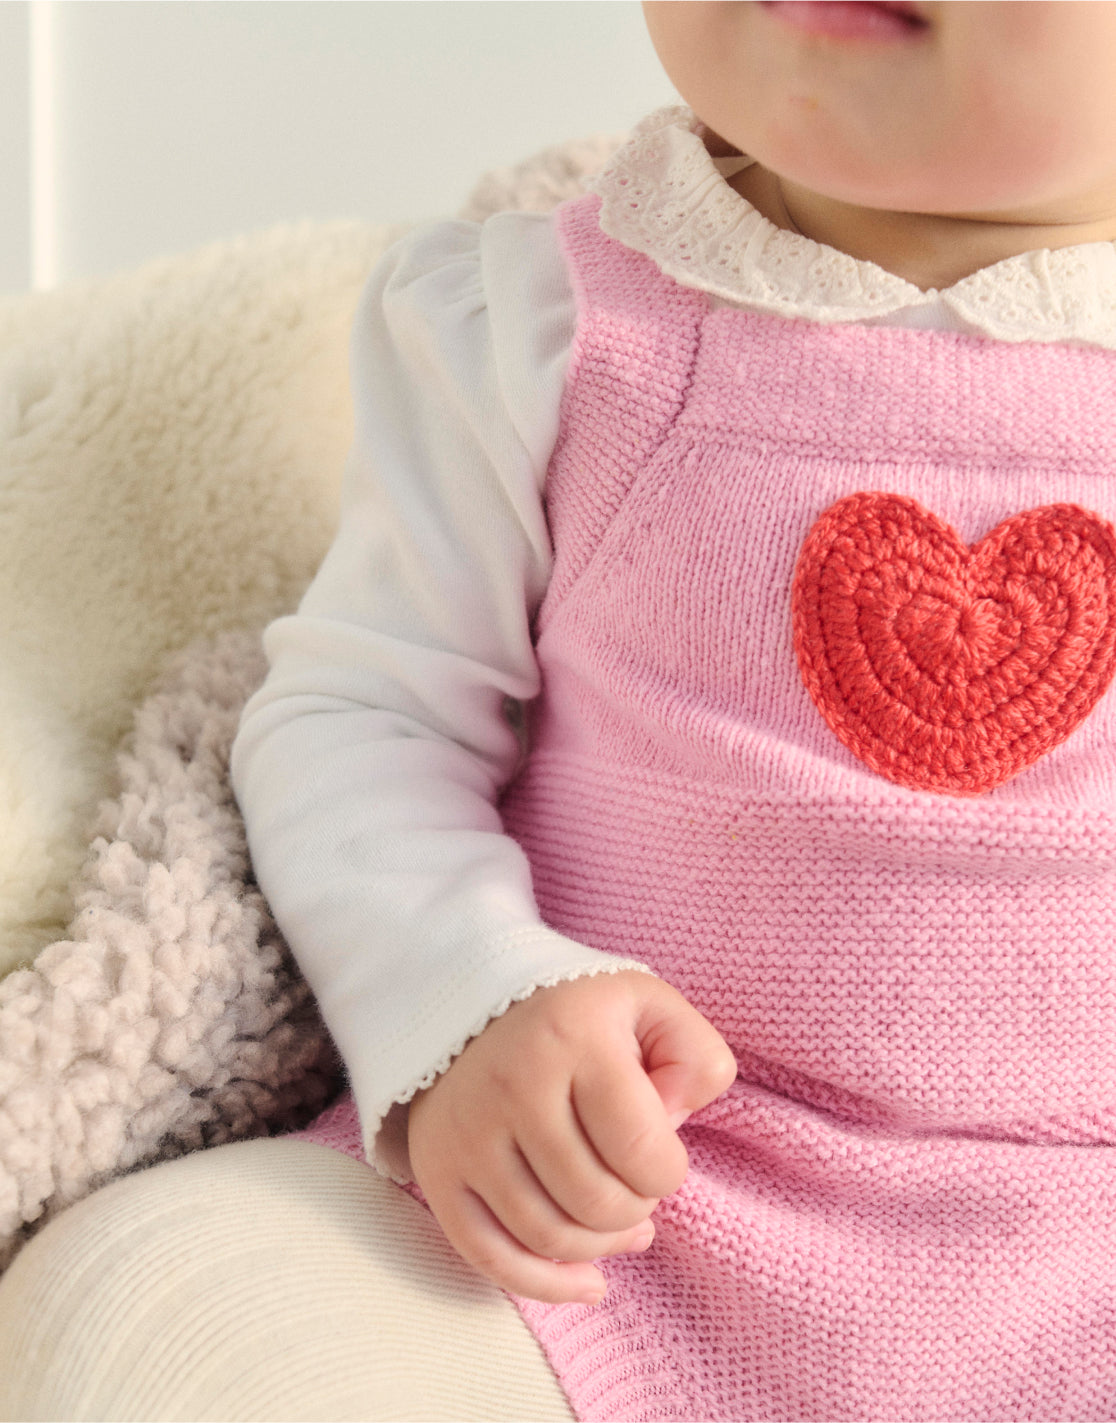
[760,1,928,42]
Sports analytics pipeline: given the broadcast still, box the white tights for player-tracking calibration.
[0,1138,575,1422]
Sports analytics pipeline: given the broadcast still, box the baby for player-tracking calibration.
[6,3,1116,1420]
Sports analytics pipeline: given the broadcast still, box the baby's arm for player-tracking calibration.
[410,970,736,1304]
[232,216,652,1177]
[233,215,736,1291]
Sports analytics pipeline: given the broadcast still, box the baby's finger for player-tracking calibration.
[516,1102,660,1234]
[572,1052,690,1201]
[440,1186,611,1305]
[482,1141,656,1263]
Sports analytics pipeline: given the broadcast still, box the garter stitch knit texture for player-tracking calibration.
[504,196,1116,1421]
[299,194,1116,1420]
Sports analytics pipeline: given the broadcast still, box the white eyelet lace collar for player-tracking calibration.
[591,106,1116,349]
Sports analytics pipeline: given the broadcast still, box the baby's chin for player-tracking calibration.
[745,128,1069,229]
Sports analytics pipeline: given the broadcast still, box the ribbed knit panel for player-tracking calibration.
[497,195,1116,1421]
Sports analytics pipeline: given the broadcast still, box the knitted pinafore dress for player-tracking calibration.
[499,195,1116,1422]
[299,194,1116,1420]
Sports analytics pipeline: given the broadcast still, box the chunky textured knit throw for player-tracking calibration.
[300,194,1116,1419]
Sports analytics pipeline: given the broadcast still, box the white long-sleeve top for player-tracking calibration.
[231,107,1116,1175]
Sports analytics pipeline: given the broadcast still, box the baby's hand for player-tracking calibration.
[407,970,737,1304]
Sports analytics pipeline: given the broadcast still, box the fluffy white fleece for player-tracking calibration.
[0,219,397,976]
[0,134,617,1268]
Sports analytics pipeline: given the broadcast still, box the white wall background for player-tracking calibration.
[0,0,676,296]
[0,4,31,292]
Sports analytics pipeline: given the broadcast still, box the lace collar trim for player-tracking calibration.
[591,106,1116,349]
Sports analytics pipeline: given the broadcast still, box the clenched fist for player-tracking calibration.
[408,970,737,1304]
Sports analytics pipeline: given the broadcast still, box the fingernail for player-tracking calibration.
[632,1224,655,1251]
[669,1109,691,1129]
[579,1286,607,1306]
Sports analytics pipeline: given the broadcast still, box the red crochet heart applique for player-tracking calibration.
[792,494,1116,795]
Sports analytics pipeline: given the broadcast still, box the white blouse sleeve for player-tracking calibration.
[230,211,645,1178]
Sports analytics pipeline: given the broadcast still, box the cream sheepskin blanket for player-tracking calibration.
[0,134,617,1269]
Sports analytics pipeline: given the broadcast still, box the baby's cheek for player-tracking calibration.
[952,11,1116,208]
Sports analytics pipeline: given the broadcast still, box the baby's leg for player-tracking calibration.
[0,1137,575,1422]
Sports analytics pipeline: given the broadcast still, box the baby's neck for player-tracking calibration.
[733,164,1116,291]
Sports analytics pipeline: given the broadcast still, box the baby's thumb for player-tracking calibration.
[636,990,737,1126]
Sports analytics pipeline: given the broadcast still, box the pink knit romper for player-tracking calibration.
[301,194,1116,1420]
